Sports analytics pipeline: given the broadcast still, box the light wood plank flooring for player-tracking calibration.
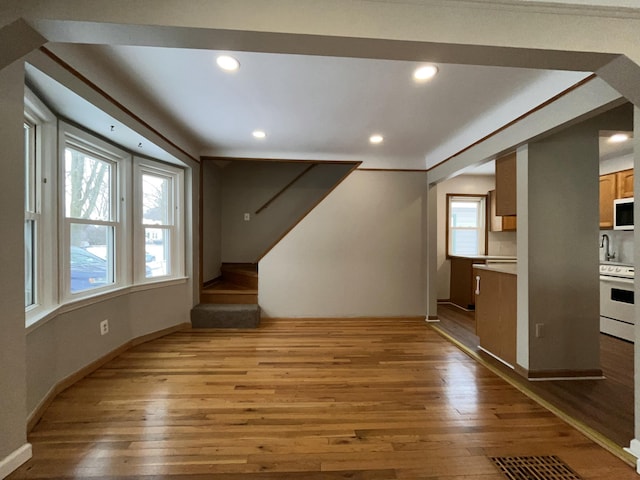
[436,303,634,448]
[10,318,636,479]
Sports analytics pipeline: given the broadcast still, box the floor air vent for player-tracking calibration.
[489,455,582,480]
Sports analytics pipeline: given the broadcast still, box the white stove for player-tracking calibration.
[599,263,634,279]
[600,262,634,342]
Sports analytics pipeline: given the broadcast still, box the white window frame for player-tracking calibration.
[446,194,487,257]
[133,157,185,283]
[24,88,57,325]
[59,122,130,301]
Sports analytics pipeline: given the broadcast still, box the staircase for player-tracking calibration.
[191,264,260,328]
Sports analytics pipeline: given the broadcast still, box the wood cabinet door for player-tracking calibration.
[599,173,617,229]
[488,189,517,232]
[495,152,517,216]
[450,258,474,309]
[474,269,517,366]
[474,269,500,341]
[616,169,634,198]
[502,215,517,231]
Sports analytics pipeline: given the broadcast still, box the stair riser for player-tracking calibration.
[191,304,260,329]
[221,269,258,289]
[201,293,258,304]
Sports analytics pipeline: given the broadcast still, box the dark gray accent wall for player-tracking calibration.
[202,162,223,282]
[220,161,355,263]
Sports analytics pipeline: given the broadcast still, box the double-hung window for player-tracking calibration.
[60,123,127,298]
[24,118,38,307]
[134,158,184,282]
[24,89,56,321]
[447,194,487,257]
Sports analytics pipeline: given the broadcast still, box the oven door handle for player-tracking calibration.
[600,275,635,285]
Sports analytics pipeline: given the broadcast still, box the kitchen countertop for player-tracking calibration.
[472,263,518,275]
[450,255,517,261]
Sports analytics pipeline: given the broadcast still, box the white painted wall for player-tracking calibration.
[435,174,517,300]
[259,170,427,318]
[0,60,29,466]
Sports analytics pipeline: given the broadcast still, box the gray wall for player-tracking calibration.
[202,162,222,283]
[221,161,354,263]
[0,60,28,461]
[26,283,190,415]
[523,104,633,373]
[259,170,427,318]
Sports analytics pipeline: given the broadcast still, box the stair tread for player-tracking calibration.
[203,280,257,293]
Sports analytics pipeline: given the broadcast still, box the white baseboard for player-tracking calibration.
[624,438,640,474]
[0,443,32,479]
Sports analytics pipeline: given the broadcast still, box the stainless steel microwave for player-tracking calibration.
[614,197,634,230]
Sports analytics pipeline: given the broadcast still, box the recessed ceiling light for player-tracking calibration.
[609,133,630,143]
[413,64,438,82]
[216,55,240,72]
[369,134,384,144]
[252,130,266,139]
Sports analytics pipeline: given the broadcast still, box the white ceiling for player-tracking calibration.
[27,43,603,170]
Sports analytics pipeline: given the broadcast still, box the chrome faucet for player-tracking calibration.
[600,234,615,262]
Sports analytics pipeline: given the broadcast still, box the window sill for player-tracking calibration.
[25,277,189,333]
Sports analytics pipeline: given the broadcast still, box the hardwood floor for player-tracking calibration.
[10,318,636,479]
[435,303,634,448]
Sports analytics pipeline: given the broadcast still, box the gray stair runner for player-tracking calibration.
[191,303,260,328]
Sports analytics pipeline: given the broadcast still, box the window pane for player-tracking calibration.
[24,122,36,212]
[25,220,35,307]
[450,201,478,228]
[145,227,170,277]
[70,224,114,293]
[142,174,170,225]
[451,229,479,256]
[65,148,112,220]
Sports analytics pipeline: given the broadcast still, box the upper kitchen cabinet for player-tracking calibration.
[599,173,617,229]
[488,190,516,232]
[616,169,634,198]
[495,152,517,216]
[599,169,634,228]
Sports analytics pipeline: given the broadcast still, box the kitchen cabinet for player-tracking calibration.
[600,173,617,229]
[488,190,516,232]
[450,257,477,310]
[616,169,634,198]
[474,267,517,366]
[495,152,517,216]
[450,256,516,310]
[600,169,634,229]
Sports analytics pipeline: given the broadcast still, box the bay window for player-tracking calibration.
[25,95,187,325]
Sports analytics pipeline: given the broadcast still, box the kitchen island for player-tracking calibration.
[449,255,515,310]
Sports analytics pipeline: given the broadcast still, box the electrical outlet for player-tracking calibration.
[535,323,544,338]
[100,319,109,336]
[244,213,250,221]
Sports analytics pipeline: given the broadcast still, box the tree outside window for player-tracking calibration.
[64,146,116,293]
